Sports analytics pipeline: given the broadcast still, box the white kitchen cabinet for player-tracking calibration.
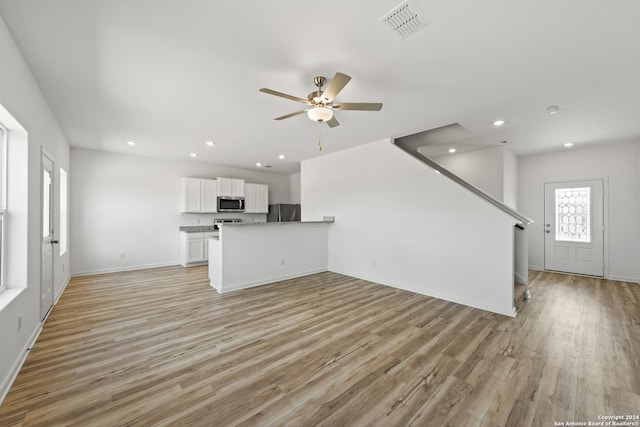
[202,179,218,212]
[180,231,217,266]
[244,183,256,213]
[217,177,245,197]
[244,183,269,213]
[180,177,217,213]
[181,178,202,213]
[255,184,268,213]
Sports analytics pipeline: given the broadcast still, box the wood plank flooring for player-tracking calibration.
[1,267,639,426]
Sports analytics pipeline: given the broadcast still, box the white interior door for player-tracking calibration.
[544,180,604,276]
[41,153,55,319]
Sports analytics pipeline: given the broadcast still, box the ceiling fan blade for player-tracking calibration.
[320,72,351,103]
[333,102,383,111]
[326,116,340,128]
[274,110,307,120]
[260,88,310,104]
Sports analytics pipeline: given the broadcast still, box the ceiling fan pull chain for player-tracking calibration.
[318,127,323,152]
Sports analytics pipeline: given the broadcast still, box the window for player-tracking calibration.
[0,123,7,291]
[42,167,51,239]
[555,187,591,243]
[59,168,68,255]
[0,103,29,299]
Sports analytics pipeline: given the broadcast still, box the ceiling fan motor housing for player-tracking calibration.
[308,91,325,104]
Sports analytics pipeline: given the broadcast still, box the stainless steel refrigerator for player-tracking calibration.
[267,204,301,222]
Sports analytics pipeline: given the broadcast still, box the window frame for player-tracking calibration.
[59,167,68,255]
[0,123,7,291]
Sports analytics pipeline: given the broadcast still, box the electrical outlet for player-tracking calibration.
[18,315,22,332]
[120,252,125,259]
[280,258,285,266]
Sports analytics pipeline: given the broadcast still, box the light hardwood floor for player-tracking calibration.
[1,266,639,426]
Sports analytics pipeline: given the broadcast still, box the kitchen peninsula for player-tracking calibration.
[208,220,334,293]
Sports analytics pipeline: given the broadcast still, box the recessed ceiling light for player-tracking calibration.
[563,142,574,148]
[546,105,560,115]
[256,162,262,167]
[127,141,137,146]
[493,119,506,126]
[448,148,456,153]
[190,153,198,157]
[278,154,285,160]
[205,141,215,146]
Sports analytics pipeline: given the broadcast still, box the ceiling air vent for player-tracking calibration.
[380,0,430,40]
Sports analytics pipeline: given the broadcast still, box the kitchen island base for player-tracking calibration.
[208,221,332,293]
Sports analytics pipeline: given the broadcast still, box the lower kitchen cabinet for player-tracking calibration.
[180,232,216,266]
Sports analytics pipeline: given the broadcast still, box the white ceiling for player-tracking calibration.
[1,1,639,174]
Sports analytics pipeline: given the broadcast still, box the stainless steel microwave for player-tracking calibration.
[217,196,244,212]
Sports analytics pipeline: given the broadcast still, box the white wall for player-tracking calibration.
[432,146,505,203]
[0,15,71,401]
[288,173,301,205]
[518,141,640,282]
[70,148,293,275]
[503,148,518,210]
[433,146,519,210]
[302,139,519,316]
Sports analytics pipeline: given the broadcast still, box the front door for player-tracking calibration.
[544,179,604,276]
[41,152,55,319]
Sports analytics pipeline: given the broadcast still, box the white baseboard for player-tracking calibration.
[0,322,42,406]
[217,268,328,293]
[528,267,638,284]
[71,261,180,277]
[606,275,640,284]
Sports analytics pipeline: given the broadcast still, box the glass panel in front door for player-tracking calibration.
[555,187,590,243]
[43,169,51,239]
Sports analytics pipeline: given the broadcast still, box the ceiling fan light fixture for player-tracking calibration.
[308,106,333,123]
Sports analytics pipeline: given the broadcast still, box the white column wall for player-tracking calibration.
[302,139,517,317]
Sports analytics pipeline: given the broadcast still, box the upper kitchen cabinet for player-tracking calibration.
[202,179,218,212]
[181,177,218,213]
[217,177,245,197]
[244,183,269,213]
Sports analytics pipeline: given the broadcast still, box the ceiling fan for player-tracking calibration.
[259,72,383,128]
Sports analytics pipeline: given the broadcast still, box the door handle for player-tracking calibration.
[51,240,59,244]
[545,230,551,234]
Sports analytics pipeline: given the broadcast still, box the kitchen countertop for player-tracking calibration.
[179,226,217,232]
[219,220,334,227]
